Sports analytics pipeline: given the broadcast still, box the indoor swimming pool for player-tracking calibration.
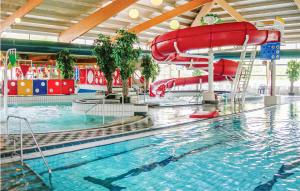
[26,103,300,191]
[1,103,118,134]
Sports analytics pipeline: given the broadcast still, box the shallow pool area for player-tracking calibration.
[25,103,300,191]
[1,103,119,134]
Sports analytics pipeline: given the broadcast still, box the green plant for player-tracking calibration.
[112,29,141,97]
[93,34,117,94]
[200,13,222,25]
[286,60,300,95]
[141,54,160,92]
[7,53,19,69]
[192,69,205,77]
[56,49,76,79]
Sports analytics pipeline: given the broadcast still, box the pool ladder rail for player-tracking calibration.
[6,115,52,176]
[231,35,257,106]
[85,94,111,114]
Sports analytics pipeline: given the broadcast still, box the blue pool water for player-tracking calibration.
[1,103,118,133]
[26,103,300,190]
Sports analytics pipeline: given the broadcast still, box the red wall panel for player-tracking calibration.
[62,79,75,94]
[2,80,18,95]
[47,79,62,94]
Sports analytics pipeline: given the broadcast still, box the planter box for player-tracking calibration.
[120,96,131,103]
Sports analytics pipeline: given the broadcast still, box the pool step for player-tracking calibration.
[0,161,50,191]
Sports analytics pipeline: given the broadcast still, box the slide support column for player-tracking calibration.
[208,50,214,94]
[271,60,276,96]
[203,49,218,104]
[264,60,281,106]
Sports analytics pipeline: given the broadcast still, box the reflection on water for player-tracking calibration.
[26,103,300,191]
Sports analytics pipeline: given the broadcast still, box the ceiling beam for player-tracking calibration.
[59,0,137,43]
[212,0,292,13]
[294,0,300,10]
[214,0,246,22]
[191,1,214,26]
[128,0,212,34]
[0,0,43,33]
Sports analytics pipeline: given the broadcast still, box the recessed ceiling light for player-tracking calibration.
[151,0,163,6]
[14,18,21,23]
[129,9,139,19]
[170,20,180,30]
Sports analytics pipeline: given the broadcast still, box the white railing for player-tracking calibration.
[6,115,52,175]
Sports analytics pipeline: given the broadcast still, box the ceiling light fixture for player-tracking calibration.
[170,20,180,30]
[151,0,163,6]
[129,9,139,19]
[14,18,21,23]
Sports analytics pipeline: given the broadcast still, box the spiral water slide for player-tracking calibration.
[149,22,281,97]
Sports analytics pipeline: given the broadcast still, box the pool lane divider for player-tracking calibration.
[1,101,298,163]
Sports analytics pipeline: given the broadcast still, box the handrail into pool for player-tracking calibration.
[84,94,113,125]
[6,115,52,175]
[85,94,111,114]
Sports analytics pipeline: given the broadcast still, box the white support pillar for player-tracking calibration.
[3,57,8,118]
[203,49,217,104]
[264,60,281,106]
[271,60,276,96]
[208,50,214,93]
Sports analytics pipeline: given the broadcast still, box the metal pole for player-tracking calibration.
[208,49,214,94]
[102,94,105,125]
[20,120,23,165]
[200,78,202,91]
[26,120,52,174]
[144,81,146,103]
[3,49,16,119]
[3,52,9,118]
[6,118,9,137]
[122,94,124,124]
[271,60,276,96]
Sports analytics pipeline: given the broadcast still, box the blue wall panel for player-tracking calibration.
[33,80,47,95]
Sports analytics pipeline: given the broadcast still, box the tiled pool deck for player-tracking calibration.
[1,96,300,161]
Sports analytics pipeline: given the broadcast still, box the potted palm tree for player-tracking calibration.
[56,49,76,79]
[93,34,117,94]
[287,60,300,96]
[112,29,141,103]
[141,54,159,92]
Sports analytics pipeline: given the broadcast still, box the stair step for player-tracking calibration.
[0,163,24,173]
[0,161,50,191]
[3,176,43,191]
[1,168,34,181]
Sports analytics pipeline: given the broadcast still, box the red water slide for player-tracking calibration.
[151,22,280,62]
[149,22,281,97]
[150,59,238,97]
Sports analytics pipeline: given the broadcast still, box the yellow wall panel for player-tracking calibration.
[17,80,33,96]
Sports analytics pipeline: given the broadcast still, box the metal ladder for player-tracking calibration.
[6,115,52,175]
[231,36,257,105]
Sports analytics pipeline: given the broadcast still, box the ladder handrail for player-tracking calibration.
[6,115,52,175]
[241,46,257,103]
[231,35,249,99]
[230,34,257,106]
[85,94,110,114]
